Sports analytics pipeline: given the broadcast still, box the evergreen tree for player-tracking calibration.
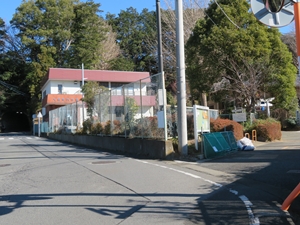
[186,0,297,113]
[106,8,157,73]
[10,0,107,100]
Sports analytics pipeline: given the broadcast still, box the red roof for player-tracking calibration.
[45,68,150,84]
[42,94,83,107]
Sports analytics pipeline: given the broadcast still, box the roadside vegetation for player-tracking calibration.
[0,0,299,141]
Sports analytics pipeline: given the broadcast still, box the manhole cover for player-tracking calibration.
[0,164,11,167]
[91,161,116,165]
[287,170,300,174]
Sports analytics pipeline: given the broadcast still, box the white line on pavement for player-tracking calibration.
[135,159,260,225]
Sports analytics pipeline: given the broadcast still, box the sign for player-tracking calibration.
[251,0,294,28]
[193,105,210,133]
[232,108,245,113]
[193,105,210,150]
[232,113,247,122]
[37,112,43,118]
[157,111,165,128]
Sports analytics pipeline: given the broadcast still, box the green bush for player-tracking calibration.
[82,119,93,134]
[285,117,297,129]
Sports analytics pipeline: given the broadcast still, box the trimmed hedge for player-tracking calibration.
[210,118,244,140]
[252,119,281,141]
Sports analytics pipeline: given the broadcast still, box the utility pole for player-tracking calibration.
[175,0,188,155]
[156,0,163,72]
[81,63,85,123]
[156,0,167,141]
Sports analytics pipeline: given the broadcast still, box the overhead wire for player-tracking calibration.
[193,0,217,26]
[214,0,241,29]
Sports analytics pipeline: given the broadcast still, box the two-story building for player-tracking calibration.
[41,68,156,123]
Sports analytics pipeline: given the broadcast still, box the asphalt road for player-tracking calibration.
[0,132,299,225]
[169,131,300,225]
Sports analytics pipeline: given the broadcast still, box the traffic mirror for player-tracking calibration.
[263,0,285,13]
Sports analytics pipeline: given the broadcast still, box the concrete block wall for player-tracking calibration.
[48,134,175,160]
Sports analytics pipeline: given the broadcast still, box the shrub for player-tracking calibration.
[285,117,297,129]
[91,122,103,134]
[103,120,111,135]
[133,116,164,139]
[252,118,281,141]
[210,118,244,140]
[112,120,124,135]
[82,119,93,134]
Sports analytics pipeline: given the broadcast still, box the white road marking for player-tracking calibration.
[135,159,260,225]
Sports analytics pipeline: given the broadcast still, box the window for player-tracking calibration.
[99,82,109,88]
[124,84,134,95]
[111,82,128,95]
[42,90,46,99]
[58,84,63,94]
[111,82,128,88]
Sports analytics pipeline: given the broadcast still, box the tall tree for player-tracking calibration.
[186,0,297,113]
[0,18,7,112]
[0,22,32,114]
[0,18,5,51]
[281,32,297,68]
[10,0,106,100]
[143,0,205,104]
[106,8,157,72]
[94,24,121,70]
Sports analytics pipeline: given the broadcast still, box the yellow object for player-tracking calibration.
[252,130,257,142]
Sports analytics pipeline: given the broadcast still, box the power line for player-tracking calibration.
[0,80,27,96]
[214,0,241,29]
[193,0,217,26]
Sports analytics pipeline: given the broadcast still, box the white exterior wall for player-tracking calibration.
[43,84,52,97]
[43,81,82,95]
[133,83,147,96]
[43,81,148,96]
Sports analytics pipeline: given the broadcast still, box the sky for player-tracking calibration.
[0,0,157,23]
[0,0,294,34]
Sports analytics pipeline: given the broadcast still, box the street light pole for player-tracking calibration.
[175,0,188,155]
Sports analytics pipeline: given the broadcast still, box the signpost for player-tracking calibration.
[32,114,36,135]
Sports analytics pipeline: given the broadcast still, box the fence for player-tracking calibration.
[48,72,221,140]
[49,73,167,139]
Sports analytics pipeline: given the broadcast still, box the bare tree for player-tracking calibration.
[281,32,297,67]
[211,56,275,112]
[94,24,121,70]
[146,0,206,104]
